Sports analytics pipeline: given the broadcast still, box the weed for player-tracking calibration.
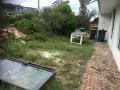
[3,36,94,90]
[7,38,27,58]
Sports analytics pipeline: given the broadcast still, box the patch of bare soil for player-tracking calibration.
[80,42,120,90]
[29,50,82,87]
[3,24,26,38]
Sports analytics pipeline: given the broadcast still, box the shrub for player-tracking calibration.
[8,15,17,23]
[29,33,46,41]
[7,38,27,58]
[39,3,76,36]
[0,14,10,27]
[7,3,76,36]
[22,13,35,20]
[15,18,32,33]
[76,16,90,30]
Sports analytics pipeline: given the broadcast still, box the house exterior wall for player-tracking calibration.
[98,14,111,30]
[98,5,120,71]
[108,6,120,71]
[98,14,112,40]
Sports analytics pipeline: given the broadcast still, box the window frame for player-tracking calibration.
[118,29,120,51]
[111,9,116,39]
[118,37,120,50]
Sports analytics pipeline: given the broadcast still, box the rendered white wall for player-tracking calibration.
[98,5,120,71]
[98,14,111,30]
[98,14,111,40]
[108,6,120,71]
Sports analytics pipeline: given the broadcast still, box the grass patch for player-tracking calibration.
[1,36,95,90]
[7,38,27,58]
[41,79,63,90]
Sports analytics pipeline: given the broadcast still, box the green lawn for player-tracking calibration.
[0,36,94,90]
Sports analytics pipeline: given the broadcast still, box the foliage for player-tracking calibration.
[5,35,94,90]
[77,0,97,31]
[0,1,96,90]
[76,9,97,30]
[7,38,27,58]
[88,9,97,20]
[16,18,32,33]
[8,3,76,36]
[8,15,18,23]
[38,3,76,36]
[0,14,10,27]
[93,17,99,23]
[79,0,97,17]
[76,16,90,30]
[41,79,63,90]
[54,3,72,14]
[8,14,23,23]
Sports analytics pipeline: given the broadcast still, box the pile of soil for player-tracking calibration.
[5,24,26,38]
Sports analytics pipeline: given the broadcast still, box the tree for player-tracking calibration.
[76,16,90,30]
[93,17,99,23]
[52,0,69,8]
[77,0,97,31]
[91,17,99,23]
[79,0,97,17]
[39,3,76,36]
[88,9,97,20]
[53,3,76,35]
[13,2,76,36]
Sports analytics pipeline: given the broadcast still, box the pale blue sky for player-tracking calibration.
[4,0,98,15]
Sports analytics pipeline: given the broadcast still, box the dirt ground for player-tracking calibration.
[80,42,120,90]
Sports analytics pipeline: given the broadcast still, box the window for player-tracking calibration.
[118,34,120,50]
[111,9,116,38]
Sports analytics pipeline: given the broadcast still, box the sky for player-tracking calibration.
[4,0,98,15]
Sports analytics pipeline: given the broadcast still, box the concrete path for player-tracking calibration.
[80,42,120,90]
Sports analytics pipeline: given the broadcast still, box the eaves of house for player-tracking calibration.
[98,0,120,14]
